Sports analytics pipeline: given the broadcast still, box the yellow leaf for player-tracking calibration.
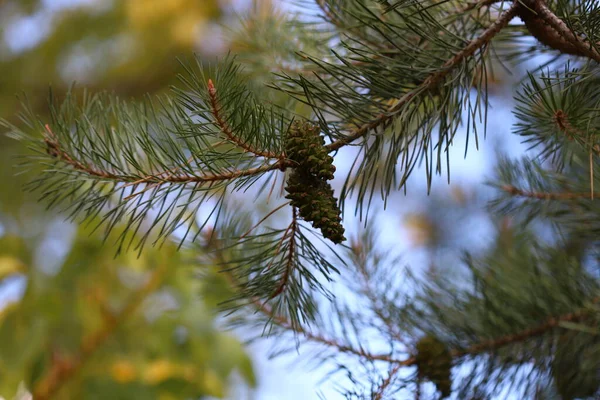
[170,14,205,46]
[404,213,435,247]
[143,360,177,384]
[201,369,224,398]
[0,256,25,280]
[111,360,137,383]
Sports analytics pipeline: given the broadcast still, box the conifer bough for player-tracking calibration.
[6,0,600,398]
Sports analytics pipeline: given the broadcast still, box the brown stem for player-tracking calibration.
[43,124,290,185]
[325,2,519,152]
[501,184,598,200]
[452,296,600,358]
[207,79,282,159]
[373,364,402,400]
[314,0,343,27]
[534,1,600,63]
[33,264,168,400]
[353,241,410,347]
[212,245,406,364]
[269,208,298,299]
[255,299,408,363]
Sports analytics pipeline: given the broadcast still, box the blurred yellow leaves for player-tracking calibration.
[143,359,178,384]
[125,0,219,46]
[111,360,137,383]
[103,359,224,397]
[0,256,25,280]
[404,213,435,247]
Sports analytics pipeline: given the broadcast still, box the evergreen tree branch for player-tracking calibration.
[269,207,298,299]
[532,0,600,62]
[207,79,282,159]
[43,123,289,184]
[352,239,410,346]
[501,184,598,200]
[214,243,405,364]
[254,299,409,364]
[453,295,600,358]
[32,263,169,400]
[314,0,344,27]
[394,296,600,369]
[325,1,519,152]
[372,364,402,400]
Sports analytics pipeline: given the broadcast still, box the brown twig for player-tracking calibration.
[501,184,598,200]
[212,244,406,364]
[373,364,402,400]
[452,296,600,358]
[325,1,519,152]
[43,124,289,184]
[240,201,291,239]
[33,264,168,400]
[314,0,343,27]
[534,0,600,63]
[207,79,281,159]
[352,239,411,347]
[254,299,409,364]
[269,207,298,299]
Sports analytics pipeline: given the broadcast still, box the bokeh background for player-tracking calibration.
[0,1,531,399]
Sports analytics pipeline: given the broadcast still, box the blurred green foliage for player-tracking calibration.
[0,0,255,398]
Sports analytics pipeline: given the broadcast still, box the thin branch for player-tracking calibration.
[314,0,344,27]
[256,299,409,364]
[207,79,282,159]
[240,201,291,239]
[501,184,599,200]
[353,241,410,347]
[33,263,168,400]
[43,124,289,185]
[373,364,402,400]
[269,207,298,299]
[395,296,600,368]
[535,0,600,63]
[214,245,406,364]
[453,296,600,358]
[325,1,520,152]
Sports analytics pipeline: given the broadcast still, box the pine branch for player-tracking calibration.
[314,0,344,28]
[392,296,600,369]
[269,207,298,299]
[207,79,282,159]
[534,0,600,63]
[372,364,402,400]
[501,184,599,200]
[254,298,408,364]
[454,295,600,358]
[32,263,168,400]
[214,242,405,364]
[43,123,288,184]
[325,1,519,152]
[352,239,410,346]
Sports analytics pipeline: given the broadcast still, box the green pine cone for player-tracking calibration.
[284,170,345,244]
[415,335,452,399]
[285,120,336,181]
